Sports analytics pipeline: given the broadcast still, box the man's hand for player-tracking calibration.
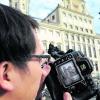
[63,92,72,100]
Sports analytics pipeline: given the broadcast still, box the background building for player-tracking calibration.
[39,0,100,79]
[9,0,29,14]
[9,0,100,79]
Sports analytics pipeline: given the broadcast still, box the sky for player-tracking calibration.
[0,0,100,34]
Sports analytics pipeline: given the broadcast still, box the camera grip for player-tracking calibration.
[45,75,63,100]
[45,62,64,100]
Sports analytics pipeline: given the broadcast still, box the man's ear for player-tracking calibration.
[0,62,14,91]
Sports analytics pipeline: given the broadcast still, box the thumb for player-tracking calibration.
[63,92,72,100]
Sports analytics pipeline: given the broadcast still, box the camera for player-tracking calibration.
[45,44,100,100]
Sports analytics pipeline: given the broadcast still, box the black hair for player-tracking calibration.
[0,4,39,68]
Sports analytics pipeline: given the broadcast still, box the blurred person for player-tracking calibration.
[0,4,72,100]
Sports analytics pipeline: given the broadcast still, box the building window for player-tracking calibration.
[88,38,90,43]
[95,61,98,71]
[70,25,73,29]
[85,29,88,33]
[64,23,67,28]
[75,26,78,30]
[65,34,68,39]
[93,47,96,58]
[80,27,83,31]
[71,35,74,40]
[77,35,80,41]
[84,19,87,23]
[92,39,94,44]
[90,30,93,34]
[98,40,100,44]
[90,59,93,65]
[89,20,92,24]
[23,4,25,9]
[74,16,77,20]
[83,44,86,55]
[15,2,18,9]
[66,5,69,9]
[9,0,12,6]
[82,4,85,12]
[47,19,50,22]
[79,17,82,21]
[73,4,78,9]
[69,14,72,18]
[88,46,92,57]
[52,15,55,20]
[82,37,85,42]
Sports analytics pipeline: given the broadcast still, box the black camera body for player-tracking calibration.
[45,44,99,100]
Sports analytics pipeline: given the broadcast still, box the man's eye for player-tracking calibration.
[39,58,42,63]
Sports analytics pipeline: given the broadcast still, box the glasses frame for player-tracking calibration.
[30,54,51,63]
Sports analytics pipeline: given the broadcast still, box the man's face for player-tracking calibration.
[9,32,50,100]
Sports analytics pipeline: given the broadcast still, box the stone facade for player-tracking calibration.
[39,0,100,78]
[9,0,29,14]
[9,0,100,78]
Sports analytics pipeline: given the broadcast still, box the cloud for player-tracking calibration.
[0,0,9,5]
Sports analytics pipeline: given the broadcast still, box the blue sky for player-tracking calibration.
[0,0,100,34]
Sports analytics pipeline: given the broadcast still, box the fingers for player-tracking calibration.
[63,92,72,100]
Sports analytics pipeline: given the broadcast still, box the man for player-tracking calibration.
[0,4,72,100]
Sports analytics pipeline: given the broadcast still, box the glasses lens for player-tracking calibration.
[41,57,49,68]
[30,53,50,68]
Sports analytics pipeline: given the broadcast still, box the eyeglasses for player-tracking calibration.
[29,53,51,68]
